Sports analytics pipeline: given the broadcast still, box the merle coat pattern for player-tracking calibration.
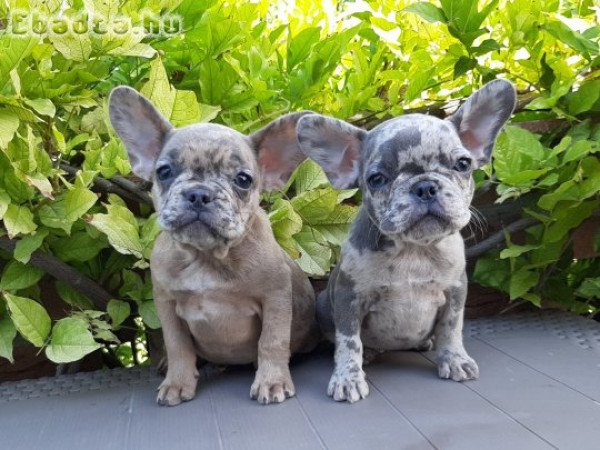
[298,80,516,403]
[109,87,319,406]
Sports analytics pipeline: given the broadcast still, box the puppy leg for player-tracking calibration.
[435,272,479,381]
[155,296,199,406]
[328,283,369,403]
[251,279,294,405]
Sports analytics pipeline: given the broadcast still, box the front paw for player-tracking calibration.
[327,368,369,403]
[250,366,295,405]
[156,369,199,406]
[437,350,479,381]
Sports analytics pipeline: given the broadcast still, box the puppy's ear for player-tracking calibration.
[108,86,173,180]
[447,79,516,166]
[250,111,313,192]
[296,114,366,189]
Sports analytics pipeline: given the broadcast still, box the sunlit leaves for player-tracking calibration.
[4,293,51,348]
[267,160,358,276]
[88,203,144,258]
[45,317,102,363]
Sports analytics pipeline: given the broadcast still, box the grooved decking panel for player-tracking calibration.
[1,312,599,450]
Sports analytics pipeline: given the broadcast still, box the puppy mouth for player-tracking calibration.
[406,211,451,231]
[169,212,221,236]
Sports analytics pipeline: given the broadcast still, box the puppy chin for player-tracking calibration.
[379,207,465,244]
[159,211,248,255]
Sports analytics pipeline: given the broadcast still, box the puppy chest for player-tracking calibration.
[176,294,260,323]
[361,285,444,350]
[175,294,262,354]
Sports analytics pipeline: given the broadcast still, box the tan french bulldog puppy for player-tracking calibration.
[109,87,319,406]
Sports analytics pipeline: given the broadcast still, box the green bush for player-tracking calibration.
[0,0,598,366]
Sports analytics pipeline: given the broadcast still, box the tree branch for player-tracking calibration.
[465,217,539,259]
[0,236,112,309]
[59,163,153,206]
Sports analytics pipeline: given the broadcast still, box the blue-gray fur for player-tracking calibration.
[297,80,516,403]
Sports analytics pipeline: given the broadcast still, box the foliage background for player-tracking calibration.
[0,0,599,369]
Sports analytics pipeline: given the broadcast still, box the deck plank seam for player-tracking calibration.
[290,395,328,450]
[122,391,135,450]
[417,351,559,450]
[368,378,439,450]
[472,336,600,404]
[208,385,225,450]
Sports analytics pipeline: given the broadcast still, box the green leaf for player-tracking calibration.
[45,318,102,363]
[140,214,161,260]
[0,35,36,90]
[454,56,477,78]
[3,204,37,238]
[50,231,107,262]
[107,299,130,328]
[404,2,447,23]
[88,203,144,258]
[0,190,9,219]
[544,200,599,243]
[568,80,600,115]
[49,32,92,62]
[0,108,20,148]
[288,27,321,70]
[0,261,44,291]
[293,226,332,276]
[509,269,539,300]
[472,39,501,55]
[139,301,161,329]
[24,99,56,118]
[291,159,329,193]
[563,140,595,164]
[141,58,202,127]
[494,127,546,186]
[38,186,98,234]
[25,173,54,199]
[472,252,511,291]
[310,204,358,247]
[4,292,51,348]
[576,277,600,299]
[0,316,17,362]
[544,20,597,60]
[269,198,303,258]
[55,281,94,310]
[14,228,48,264]
[291,188,338,223]
[500,244,540,259]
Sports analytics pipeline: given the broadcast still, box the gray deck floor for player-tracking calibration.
[1,311,600,450]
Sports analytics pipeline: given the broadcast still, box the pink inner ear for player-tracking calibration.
[340,144,359,172]
[460,129,482,152]
[258,150,282,173]
[258,147,298,191]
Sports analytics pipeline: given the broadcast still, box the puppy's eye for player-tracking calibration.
[156,164,172,181]
[367,173,389,189]
[234,172,253,189]
[454,157,472,172]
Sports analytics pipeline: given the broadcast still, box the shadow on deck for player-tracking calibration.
[1,311,599,450]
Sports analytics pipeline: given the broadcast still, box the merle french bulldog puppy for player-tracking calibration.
[297,80,516,403]
[109,87,319,406]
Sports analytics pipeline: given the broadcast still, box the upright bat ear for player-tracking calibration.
[108,86,173,181]
[296,114,367,189]
[447,79,517,167]
[250,111,313,192]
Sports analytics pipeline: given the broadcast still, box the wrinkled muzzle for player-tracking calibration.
[375,175,472,243]
[156,181,251,249]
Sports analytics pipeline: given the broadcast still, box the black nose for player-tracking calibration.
[411,180,438,202]
[184,188,214,209]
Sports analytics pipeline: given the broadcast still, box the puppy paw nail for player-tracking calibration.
[327,372,369,403]
[437,352,479,382]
